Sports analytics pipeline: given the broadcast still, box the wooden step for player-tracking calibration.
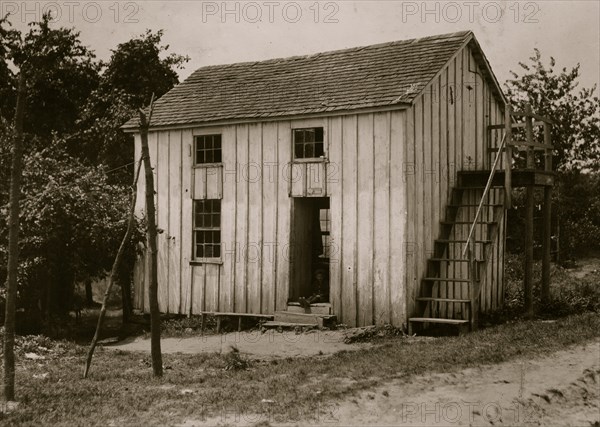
[286,303,332,315]
[416,297,471,303]
[274,311,335,327]
[408,317,470,335]
[262,321,318,330]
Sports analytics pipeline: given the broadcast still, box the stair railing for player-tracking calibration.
[462,132,508,330]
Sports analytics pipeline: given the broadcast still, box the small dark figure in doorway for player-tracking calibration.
[299,268,329,309]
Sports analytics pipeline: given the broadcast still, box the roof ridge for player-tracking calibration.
[187,30,473,74]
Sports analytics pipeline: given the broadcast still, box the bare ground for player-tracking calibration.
[328,339,600,426]
[170,339,599,427]
[108,327,599,426]
[110,329,369,360]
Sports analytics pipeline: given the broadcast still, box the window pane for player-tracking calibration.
[214,135,222,149]
[212,213,220,227]
[315,127,324,142]
[294,130,304,143]
[305,143,314,158]
[214,244,221,258]
[315,142,324,157]
[214,150,222,163]
[206,149,214,163]
[305,129,315,143]
[295,143,304,159]
[196,242,204,258]
[205,245,213,258]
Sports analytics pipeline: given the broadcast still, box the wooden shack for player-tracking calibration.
[123,31,554,330]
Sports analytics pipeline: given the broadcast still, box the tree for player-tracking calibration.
[3,72,25,402]
[505,50,600,267]
[4,13,100,140]
[75,30,189,184]
[505,49,600,172]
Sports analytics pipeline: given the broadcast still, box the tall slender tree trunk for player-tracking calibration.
[139,107,162,377]
[3,73,26,401]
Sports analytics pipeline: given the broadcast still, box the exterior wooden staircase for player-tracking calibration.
[409,104,556,334]
[408,179,505,335]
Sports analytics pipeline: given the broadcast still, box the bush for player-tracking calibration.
[503,254,600,318]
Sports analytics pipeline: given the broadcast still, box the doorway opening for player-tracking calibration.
[290,197,331,304]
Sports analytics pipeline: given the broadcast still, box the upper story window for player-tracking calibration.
[195,134,222,164]
[294,127,324,159]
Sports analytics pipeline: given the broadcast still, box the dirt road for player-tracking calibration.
[331,339,599,426]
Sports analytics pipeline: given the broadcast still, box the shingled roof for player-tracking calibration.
[123,31,501,130]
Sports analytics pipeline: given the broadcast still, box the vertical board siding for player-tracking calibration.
[167,130,182,314]
[261,122,278,314]
[156,131,170,312]
[328,117,343,320]
[275,121,292,312]
[390,110,407,326]
[357,114,374,326]
[234,125,249,313]
[219,126,236,313]
[341,115,359,326]
[373,112,391,325]
[180,129,194,315]
[247,124,263,314]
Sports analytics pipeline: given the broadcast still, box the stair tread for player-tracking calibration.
[409,318,469,324]
[423,277,470,282]
[416,297,471,303]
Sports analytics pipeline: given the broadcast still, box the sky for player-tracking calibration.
[2,0,599,89]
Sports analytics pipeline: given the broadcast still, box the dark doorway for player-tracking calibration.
[290,197,331,303]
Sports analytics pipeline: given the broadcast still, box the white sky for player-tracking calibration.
[2,0,599,89]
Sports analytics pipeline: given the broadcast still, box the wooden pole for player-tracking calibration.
[504,105,512,208]
[524,186,535,317]
[139,100,163,377]
[541,186,552,305]
[544,123,553,172]
[3,73,26,402]
[525,103,535,169]
[468,241,478,331]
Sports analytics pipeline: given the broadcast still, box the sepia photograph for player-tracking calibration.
[0,1,599,425]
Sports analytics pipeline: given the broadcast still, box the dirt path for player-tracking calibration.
[330,339,599,426]
[109,329,368,360]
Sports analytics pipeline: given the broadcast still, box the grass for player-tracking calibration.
[1,312,599,426]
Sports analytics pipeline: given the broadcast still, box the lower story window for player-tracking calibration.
[193,199,221,259]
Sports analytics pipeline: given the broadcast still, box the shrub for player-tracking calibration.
[503,254,600,318]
